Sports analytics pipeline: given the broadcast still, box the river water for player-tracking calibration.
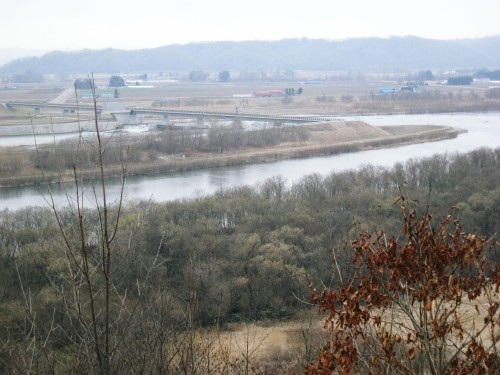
[1,112,500,211]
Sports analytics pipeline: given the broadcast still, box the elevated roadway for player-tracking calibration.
[124,108,341,125]
[3,101,103,116]
[3,101,341,127]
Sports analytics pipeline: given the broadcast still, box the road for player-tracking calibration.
[49,87,74,104]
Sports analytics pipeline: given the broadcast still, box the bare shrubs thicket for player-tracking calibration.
[24,121,308,175]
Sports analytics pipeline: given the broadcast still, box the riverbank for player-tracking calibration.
[124,122,461,175]
[0,121,464,189]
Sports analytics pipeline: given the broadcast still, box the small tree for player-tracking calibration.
[12,75,166,375]
[74,77,92,89]
[109,75,125,87]
[307,200,500,374]
[218,70,230,82]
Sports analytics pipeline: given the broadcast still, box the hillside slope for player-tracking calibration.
[1,36,499,75]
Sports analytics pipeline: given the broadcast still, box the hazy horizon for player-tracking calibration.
[2,0,500,51]
[1,34,498,64]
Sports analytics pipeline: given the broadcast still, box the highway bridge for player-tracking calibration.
[3,101,341,127]
[3,101,103,116]
[116,108,341,126]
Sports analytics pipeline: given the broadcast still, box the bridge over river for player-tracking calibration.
[1,101,342,133]
[115,108,341,127]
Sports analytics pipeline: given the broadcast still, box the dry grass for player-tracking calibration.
[193,318,326,374]
[306,121,392,143]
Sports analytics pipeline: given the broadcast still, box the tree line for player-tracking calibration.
[25,121,309,173]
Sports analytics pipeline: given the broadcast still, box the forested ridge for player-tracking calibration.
[2,36,500,74]
[0,146,499,373]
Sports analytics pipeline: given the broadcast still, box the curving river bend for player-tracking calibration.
[1,112,499,211]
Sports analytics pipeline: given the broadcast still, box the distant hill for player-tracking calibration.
[1,37,499,75]
[0,48,49,67]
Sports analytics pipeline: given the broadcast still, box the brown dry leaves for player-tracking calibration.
[306,203,500,374]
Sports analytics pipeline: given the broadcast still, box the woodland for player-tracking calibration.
[0,135,499,373]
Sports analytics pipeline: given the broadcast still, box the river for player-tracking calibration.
[1,112,499,211]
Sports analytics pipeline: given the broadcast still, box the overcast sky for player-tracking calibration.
[2,0,500,51]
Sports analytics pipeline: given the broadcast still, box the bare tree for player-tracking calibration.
[9,75,168,375]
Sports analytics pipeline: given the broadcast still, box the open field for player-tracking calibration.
[77,79,500,115]
[1,77,499,117]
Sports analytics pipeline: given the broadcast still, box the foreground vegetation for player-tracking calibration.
[0,144,499,373]
[307,203,500,374]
